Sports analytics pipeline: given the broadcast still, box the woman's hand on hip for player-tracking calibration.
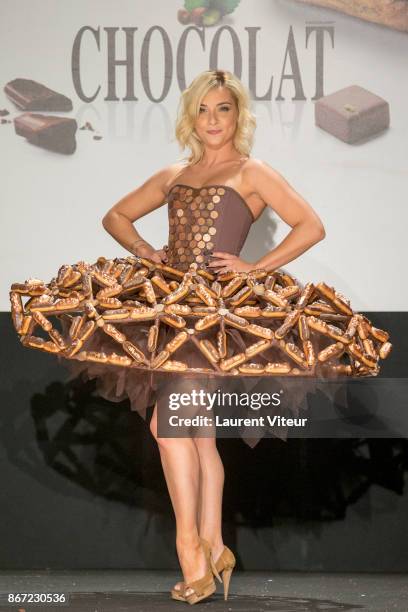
[208,252,254,274]
[133,242,168,264]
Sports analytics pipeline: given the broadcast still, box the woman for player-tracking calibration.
[100,69,326,604]
[10,69,390,605]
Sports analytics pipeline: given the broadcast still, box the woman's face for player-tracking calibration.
[194,86,238,150]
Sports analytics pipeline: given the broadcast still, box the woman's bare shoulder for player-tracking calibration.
[242,158,286,192]
[242,158,279,179]
[145,161,189,195]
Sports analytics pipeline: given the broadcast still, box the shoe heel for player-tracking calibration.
[222,566,233,601]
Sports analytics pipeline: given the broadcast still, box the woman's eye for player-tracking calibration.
[198,106,230,113]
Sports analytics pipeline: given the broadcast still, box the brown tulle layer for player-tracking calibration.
[57,317,347,448]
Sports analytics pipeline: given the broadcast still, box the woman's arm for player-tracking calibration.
[102,164,181,262]
[249,160,325,271]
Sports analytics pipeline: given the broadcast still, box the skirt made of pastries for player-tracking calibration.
[11,255,390,449]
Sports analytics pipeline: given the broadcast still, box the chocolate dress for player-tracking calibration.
[9,183,392,447]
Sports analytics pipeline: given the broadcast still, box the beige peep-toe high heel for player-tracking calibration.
[170,537,220,605]
[213,545,236,601]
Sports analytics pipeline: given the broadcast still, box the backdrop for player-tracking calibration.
[1,0,407,311]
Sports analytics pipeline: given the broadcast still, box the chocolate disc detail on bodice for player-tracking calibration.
[167,184,254,270]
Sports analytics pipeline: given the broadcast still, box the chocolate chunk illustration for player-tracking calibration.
[314,85,390,144]
[294,0,408,33]
[80,121,95,131]
[5,78,73,112]
[14,113,77,154]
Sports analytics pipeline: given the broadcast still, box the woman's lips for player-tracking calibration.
[207,129,222,135]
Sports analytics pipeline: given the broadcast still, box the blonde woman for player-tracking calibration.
[12,69,389,604]
[100,69,326,604]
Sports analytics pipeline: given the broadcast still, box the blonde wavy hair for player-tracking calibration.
[175,70,256,165]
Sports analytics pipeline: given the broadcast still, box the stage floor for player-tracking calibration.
[0,570,407,611]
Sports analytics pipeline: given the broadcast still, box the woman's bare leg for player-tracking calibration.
[171,436,226,594]
[149,403,208,595]
[194,437,225,563]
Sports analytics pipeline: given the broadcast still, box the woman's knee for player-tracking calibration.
[149,412,181,449]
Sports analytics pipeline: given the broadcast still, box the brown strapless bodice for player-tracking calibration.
[166,184,254,270]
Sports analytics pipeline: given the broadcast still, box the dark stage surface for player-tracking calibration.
[0,570,407,611]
